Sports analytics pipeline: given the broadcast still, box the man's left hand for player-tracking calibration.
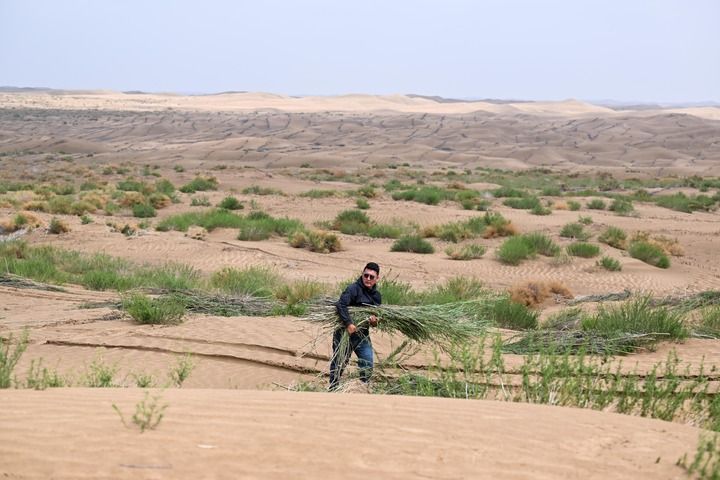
[369,315,378,327]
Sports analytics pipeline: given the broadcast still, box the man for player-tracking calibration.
[329,262,381,390]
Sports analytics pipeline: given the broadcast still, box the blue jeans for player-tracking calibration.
[329,328,374,390]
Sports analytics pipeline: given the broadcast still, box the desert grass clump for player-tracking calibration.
[391,186,447,205]
[692,307,720,338]
[356,197,370,209]
[24,359,65,389]
[421,277,488,305]
[190,195,211,207]
[530,204,552,216]
[82,357,118,387]
[560,222,591,241]
[237,212,304,241]
[288,230,342,253]
[566,242,600,258]
[628,241,670,268]
[582,296,688,340]
[609,198,634,216]
[631,232,684,257]
[586,198,606,210]
[597,256,622,271]
[520,232,560,257]
[333,209,371,234]
[598,226,627,249]
[481,212,517,238]
[169,353,195,387]
[148,193,172,209]
[491,298,538,330]
[274,279,328,314]
[210,266,279,297]
[445,243,486,260]
[496,236,535,265]
[503,196,541,210]
[179,176,218,193]
[391,235,434,254]
[567,200,581,211]
[122,293,186,325]
[48,217,70,234]
[509,280,572,307]
[423,218,485,243]
[242,185,283,196]
[132,203,157,218]
[299,189,337,199]
[366,222,410,239]
[217,196,243,210]
[156,209,245,232]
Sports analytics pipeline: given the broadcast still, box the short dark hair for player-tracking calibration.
[364,262,380,275]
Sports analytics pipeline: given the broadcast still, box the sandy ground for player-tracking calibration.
[0,388,702,480]
[1,91,720,478]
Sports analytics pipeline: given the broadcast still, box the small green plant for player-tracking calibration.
[0,331,28,388]
[391,235,435,254]
[560,222,590,241]
[609,198,634,215]
[577,215,593,225]
[491,298,538,330]
[497,236,535,265]
[356,197,370,209]
[48,217,70,234]
[530,204,552,215]
[173,164,185,172]
[677,433,720,480]
[299,189,337,199]
[113,391,168,433]
[122,293,186,325]
[179,176,218,193]
[132,372,156,388]
[218,196,244,210]
[83,356,118,387]
[169,353,195,387]
[566,242,600,258]
[132,203,157,218]
[520,233,560,257]
[503,196,541,210]
[80,214,93,224]
[567,200,581,211]
[587,198,606,210]
[288,230,342,253]
[445,244,487,260]
[629,241,670,268]
[210,266,280,296]
[597,256,622,271]
[582,296,687,340]
[242,185,282,196]
[25,359,65,389]
[598,226,627,249]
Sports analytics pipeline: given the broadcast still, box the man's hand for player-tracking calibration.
[369,315,378,327]
[346,323,357,334]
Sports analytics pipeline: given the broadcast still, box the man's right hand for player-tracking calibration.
[346,324,357,334]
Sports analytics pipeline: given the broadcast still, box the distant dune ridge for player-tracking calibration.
[1,89,719,175]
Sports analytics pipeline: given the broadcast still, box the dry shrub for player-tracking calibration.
[631,231,684,257]
[0,218,15,233]
[80,192,109,209]
[22,200,49,212]
[509,280,573,307]
[17,211,43,229]
[483,222,518,239]
[48,218,70,234]
[119,191,146,207]
[186,226,207,241]
[148,193,171,209]
[553,201,568,210]
[446,181,466,190]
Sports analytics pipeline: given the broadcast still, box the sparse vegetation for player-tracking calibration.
[122,293,186,325]
[218,196,244,210]
[629,240,670,268]
[48,217,70,234]
[179,176,218,193]
[242,185,283,196]
[113,391,168,433]
[391,235,435,254]
[598,226,627,249]
[0,331,28,388]
[560,222,590,241]
[445,244,486,260]
[169,353,195,387]
[288,230,342,253]
[566,242,600,258]
[586,198,606,210]
[597,256,622,271]
[496,236,535,265]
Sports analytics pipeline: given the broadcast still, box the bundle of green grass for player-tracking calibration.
[303,298,498,347]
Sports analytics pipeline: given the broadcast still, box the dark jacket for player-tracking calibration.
[336,277,382,331]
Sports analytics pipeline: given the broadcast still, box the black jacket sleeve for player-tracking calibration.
[336,283,359,326]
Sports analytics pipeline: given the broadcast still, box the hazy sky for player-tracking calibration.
[1,0,718,102]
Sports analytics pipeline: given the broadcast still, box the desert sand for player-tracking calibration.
[1,90,719,478]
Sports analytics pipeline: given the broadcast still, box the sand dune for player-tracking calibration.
[0,389,702,480]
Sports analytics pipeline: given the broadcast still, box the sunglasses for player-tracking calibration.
[363,273,377,280]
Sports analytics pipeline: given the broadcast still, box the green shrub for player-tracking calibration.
[656,193,717,213]
[530,204,552,215]
[391,186,447,205]
[587,198,606,210]
[598,226,627,249]
[492,187,526,198]
[356,198,370,209]
[609,199,634,216]
[577,215,593,225]
[156,209,245,232]
[377,277,418,305]
[48,218,70,234]
[567,200,581,211]
[503,196,541,210]
[422,277,487,304]
[566,242,600,258]
[80,214,93,225]
[366,223,408,239]
[445,244,487,260]
[122,293,185,325]
[356,185,377,198]
[116,178,146,192]
[582,296,687,339]
[497,236,535,265]
[179,176,218,193]
[597,256,622,271]
[628,241,670,268]
[560,222,590,241]
[218,196,243,210]
[155,179,175,196]
[210,266,279,297]
[492,298,538,330]
[521,233,560,256]
[299,189,337,199]
[391,236,435,254]
[132,203,157,218]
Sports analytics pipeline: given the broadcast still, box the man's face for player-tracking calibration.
[361,269,379,288]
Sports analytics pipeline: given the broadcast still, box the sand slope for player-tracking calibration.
[0,389,700,480]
